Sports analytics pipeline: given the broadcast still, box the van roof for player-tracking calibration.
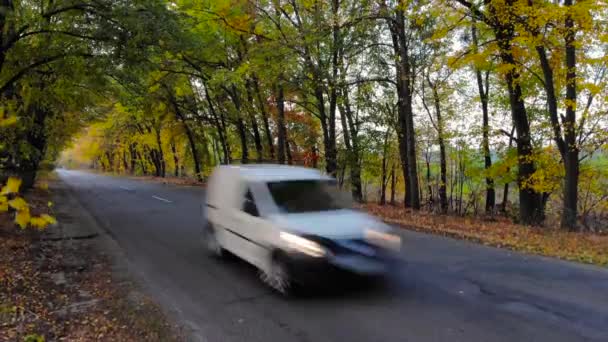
[217,164,332,182]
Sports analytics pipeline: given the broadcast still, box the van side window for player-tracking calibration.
[242,189,259,217]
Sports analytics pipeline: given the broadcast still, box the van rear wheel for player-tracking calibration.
[202,221,224,258]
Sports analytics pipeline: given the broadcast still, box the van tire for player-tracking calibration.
[202,221,224,258]
[260,253,293,296]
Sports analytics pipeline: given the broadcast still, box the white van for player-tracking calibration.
[204,164,401,294]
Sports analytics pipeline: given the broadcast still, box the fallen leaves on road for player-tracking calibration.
[129,175,204,186]
[362,204,608,267]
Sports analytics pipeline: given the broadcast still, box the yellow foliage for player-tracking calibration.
[1,177,22,195]
[29,214,56,230]
[29,217,48,229]
[8,197,28,211]
[40,214,57,226]
[0,178,56,230]
[0,197,7,212]
[15,209,30,229]
[0,116,17,127]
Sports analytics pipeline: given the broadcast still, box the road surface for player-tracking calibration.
[57,170,608,342]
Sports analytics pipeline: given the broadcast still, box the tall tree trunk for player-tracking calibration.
[170,139,179,177]
[490,8,543,225]
[339,86,363,202]
[253,76,275,159]
[236,117,248,164]
[316,86,337,176]
[137,150,147,175]
[472,22,495,215]
[204,87,230,164]
[562,0,579,230]
[426,79,449,214]
[425,151,432,206]
[390,163,396,206]
[122,150,129,173]
[129,143,137,174]
[228,86,249,164]
[501,125,516,212]
[387,5,420,209]
[170,97,203,181]
[154,129,166,178]
[276,84,287,164]
[380,129,391,205]
[246,81,263,162]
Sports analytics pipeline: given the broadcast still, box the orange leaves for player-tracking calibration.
[362,204,608,266]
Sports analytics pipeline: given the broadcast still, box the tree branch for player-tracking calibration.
[0,53,94,94]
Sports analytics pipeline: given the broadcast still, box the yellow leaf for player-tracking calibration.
[1,177,22,195]
[40,214,57,226]
[8,197,28,211]
[0,199,7,212]
[30,217,47,229]
[15,209,30,229]
[0,116,17,127]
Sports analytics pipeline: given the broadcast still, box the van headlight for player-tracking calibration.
[280,232,326,258]
[365,229,401,251]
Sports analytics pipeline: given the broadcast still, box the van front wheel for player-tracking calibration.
[260,254,293,296]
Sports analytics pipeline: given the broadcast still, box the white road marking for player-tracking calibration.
[119,186,134,191]
[152,195,173,203]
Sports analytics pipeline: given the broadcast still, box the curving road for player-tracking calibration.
[57,169,608,342]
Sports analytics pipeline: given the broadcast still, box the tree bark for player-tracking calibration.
[129,143,137,174]
[386,4,420,209]
[170,139,179,177]
[490,4,543,225]
[228,86,249,164]
[428,80,448,214]
[204,87,230,164]
[390,163,396,206]
[253,76,275,160]
[246,80,263,162]
[502,126,516,213]
[339,86,363,202]
[380,128,391,205]
[170,96,203,181]
[562,0,579,230]
[122,150,129,173]
[472,23,495,214]
[276,84,287,164]
[154,128,166,178]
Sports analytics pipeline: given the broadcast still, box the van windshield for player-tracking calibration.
[266,180,350,214]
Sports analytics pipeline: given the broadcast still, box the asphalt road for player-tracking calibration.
[57,169,608,342]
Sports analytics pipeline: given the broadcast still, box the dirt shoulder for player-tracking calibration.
[0,178,183,341]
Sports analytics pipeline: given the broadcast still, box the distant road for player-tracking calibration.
[58,169,608,342]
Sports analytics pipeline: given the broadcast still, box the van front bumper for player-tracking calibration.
[283,252,396,286]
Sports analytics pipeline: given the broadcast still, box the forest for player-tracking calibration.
[1,0,607,232]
